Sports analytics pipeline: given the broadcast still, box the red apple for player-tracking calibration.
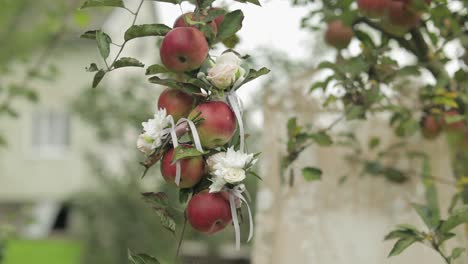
[324,20,354,50]
[173,12,218,35]
[421,115,441,139]
[444,110,465,131]
[187,192,232,234]
[188,101,236,149]
[160,27,209,73]
[160,145,205,188]
[357,0,389,18]
[157,88,195,122]
[387,0,421,28]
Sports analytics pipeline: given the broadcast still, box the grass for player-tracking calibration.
[3,239,81,264]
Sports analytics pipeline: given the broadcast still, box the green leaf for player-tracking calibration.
[145,64,169,75]
[450,247,465,260]
[235,0,261,5]
[309,132,333,146]
[222,34,240,49]
[124,24,172,41]
[92,70,106,88]
[439,205,468,233]
[113,57,144,69]
[204,9,227,22]
[412,203,438,229]
[154,209,176,234]
[81,0,125,9]
[346,105,366,120]
[199,0,216,9]
[239,67,270,87]
[86,63,99,72]
[368,137,380,150]
[421,158,440,228]
[128,249,161,264]
[354,30,375,48]
[216,10,244,41]
[142,192,169,208]
[96,30,111,59]
[179,188,192,205]
[148,76,201,94]
[383,168,407,183]
[172,146,205,162]
[388,237,418,257]
[302,167,322,181]
[80,30,104,40]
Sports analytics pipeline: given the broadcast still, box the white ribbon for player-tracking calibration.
[227,93,245,153]
[166,116,205,186]
[225,184,254,250]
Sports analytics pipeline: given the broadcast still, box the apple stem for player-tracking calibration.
[175,214,188,261]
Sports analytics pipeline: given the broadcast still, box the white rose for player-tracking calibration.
[137,134,154,155]
[207,52,245,90]
[223,167,246,184]
[209,175,226,193]
[207,152,226,172]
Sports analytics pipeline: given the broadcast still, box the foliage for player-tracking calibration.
[284,0,468,262]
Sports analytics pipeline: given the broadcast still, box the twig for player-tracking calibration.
[174,214,188,262]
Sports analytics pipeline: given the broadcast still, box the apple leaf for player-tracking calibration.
[216,10,244,41]
[204,9,226,22]
[172,146,206,162]
[235,0,261,5]
[199,0,216,9]
[142,192,169,209]
[86,63,99,72]
[96,30,111,59]
[124,24,172,41]
[148,76,201,94]
[439,205,468,233]
[302,167,322,181]
[92,70,106,88]
[81,30,110,40]
[179,188,192,204]
[128,249,160,264]
[387,237,418,257]
[145,64,169,75]
[309,131,333,146]
[81,0,125,9]
[238,67,270,87]
[450,247,465,260]
[113,57,144,69]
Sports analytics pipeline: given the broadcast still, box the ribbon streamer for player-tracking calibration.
[225,184,254,250]
[165,116,205,186]
[227,93,245,153]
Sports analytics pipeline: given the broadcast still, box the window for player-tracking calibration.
[31,110,71,157]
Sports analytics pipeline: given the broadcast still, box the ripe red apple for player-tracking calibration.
[160,145,205,188]
[188,101,236,149]
[386,0,421,28]
[160,27,209,73]
[444,110,465,131]
[357,0,389,18]
[173,12,218,35]
[157,88,195,122]
[324,20,354,50]
[421,115,441,139]
[187,192,232,234]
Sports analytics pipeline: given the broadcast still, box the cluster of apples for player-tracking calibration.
[324,0,432,49]
[152,10,238,234]
[421,109,468,144]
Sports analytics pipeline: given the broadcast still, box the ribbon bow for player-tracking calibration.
[224,184,254,250]
[166,116,204,186]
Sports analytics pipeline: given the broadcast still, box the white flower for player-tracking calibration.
[207,52,245,90]
[209,176,226,193]
[207,147,255,191]
[137,108,171,154]
[222,167,246,184]
[137,134,154,155]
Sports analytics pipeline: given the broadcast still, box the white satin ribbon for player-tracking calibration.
[166,116,205,186]
[227,93,245,153]
[225,184,253,250]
